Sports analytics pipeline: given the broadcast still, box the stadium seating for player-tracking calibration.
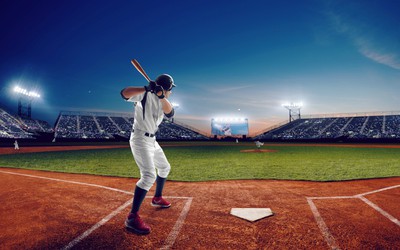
[0,108,52,139]
[255,114,400,141]
[53,111,208,141]
[2,106,400,142]
[157,120,208,140]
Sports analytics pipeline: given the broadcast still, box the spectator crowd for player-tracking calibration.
[255,115,400,141]
[0,108,53,139]
[53,111,208,141]
[2,107,400,142]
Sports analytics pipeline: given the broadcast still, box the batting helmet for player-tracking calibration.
[155,74,176,91]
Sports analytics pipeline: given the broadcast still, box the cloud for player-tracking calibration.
[327,11,400,70]
[355,38,400,70]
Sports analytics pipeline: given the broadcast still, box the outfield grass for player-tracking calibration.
[0,143,399,181]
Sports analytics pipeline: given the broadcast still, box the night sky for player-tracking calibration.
[1,0,399,135]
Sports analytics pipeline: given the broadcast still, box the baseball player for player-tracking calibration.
[14,140,19,150]
[255,140,264,149]
[120,74,176,235]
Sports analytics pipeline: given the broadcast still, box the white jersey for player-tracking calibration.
[128,91,164,134]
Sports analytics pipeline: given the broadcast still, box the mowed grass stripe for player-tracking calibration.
[0,144,399,181]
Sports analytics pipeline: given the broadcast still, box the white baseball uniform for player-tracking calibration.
[127,91,171,191]
[255,140,264,148]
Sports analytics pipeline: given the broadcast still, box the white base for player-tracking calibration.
[230,208,274,222]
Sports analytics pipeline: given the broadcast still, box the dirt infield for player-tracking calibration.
[1,143,399,249]
[1,166,399,249]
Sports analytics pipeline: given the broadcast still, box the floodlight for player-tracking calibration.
[282,102,302,122]
[282,102,303,109]
[13,86,41,98]
[13,85,41,119]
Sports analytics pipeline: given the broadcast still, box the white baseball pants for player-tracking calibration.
[129,131,171,191]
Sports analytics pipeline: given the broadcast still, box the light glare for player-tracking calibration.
[282,102,303,109]
[13,86,41,98]
[212,117,247,122]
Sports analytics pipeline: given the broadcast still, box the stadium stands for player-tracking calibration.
[53,111,208,141]
[255,113,400,142]
[0,108,53,140]
[157,120,208,140]
[2,106,400,142]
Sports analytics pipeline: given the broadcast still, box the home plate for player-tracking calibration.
[230,208,274,222]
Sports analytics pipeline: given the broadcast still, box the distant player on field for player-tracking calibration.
[14,140,19,150]
[255,140,264,150]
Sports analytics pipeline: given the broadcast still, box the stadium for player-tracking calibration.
[1,1,400,249]
[1,91,400,249]
[2,103,400,144]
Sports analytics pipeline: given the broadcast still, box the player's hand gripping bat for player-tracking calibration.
[131,59,164,97]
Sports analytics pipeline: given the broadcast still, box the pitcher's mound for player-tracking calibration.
[240,149,278,153]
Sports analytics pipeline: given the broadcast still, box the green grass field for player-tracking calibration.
[1,143,399,181]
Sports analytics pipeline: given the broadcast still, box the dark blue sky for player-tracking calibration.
[1,0,399,135]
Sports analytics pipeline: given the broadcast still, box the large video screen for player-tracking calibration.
[211,118,249,136]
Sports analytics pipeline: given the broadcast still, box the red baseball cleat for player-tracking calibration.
[125,213,151,235]
[151,196,171,208]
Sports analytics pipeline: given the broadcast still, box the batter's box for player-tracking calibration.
[0,169,193,250]
[307,184,400,249]
[63,196,193,250]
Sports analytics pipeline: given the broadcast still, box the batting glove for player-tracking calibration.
[154,85,165,99]
[144,81,156,93]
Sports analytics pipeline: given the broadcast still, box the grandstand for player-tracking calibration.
[254,111,400,142]
[0,108,53,140]
[54,111,209,141]
[3,106,400,143]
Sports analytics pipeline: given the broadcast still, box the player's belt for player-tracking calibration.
[132,129,155,137]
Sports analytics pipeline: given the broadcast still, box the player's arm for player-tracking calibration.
[160,98,174,118]
[153,85,174,118]
[120,87,146,100]
[120,81,156,100]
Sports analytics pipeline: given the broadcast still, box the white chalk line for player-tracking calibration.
[358,196,400,227]
[358,184,400,196]
[62,199,132,250]
[0,169,193,249]
[161,197,193,250]
[307,184,400,250]
[306,198,340,250]
[0,170,133,195]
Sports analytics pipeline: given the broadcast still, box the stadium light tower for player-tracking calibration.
[13,86,41,119]
[282,102,303,123]
[170,102,180,123]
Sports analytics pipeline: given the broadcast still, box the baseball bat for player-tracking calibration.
[131,59,151,82]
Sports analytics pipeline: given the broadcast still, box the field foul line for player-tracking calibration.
[0,169,193,249]
[161,197,193,250]
[307,199,340,250]
[307,184,400,250]
[62,199,132,250]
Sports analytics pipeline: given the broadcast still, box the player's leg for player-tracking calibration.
[130,136,157,209]
[152,141,171,208]
[125,136,157,234]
